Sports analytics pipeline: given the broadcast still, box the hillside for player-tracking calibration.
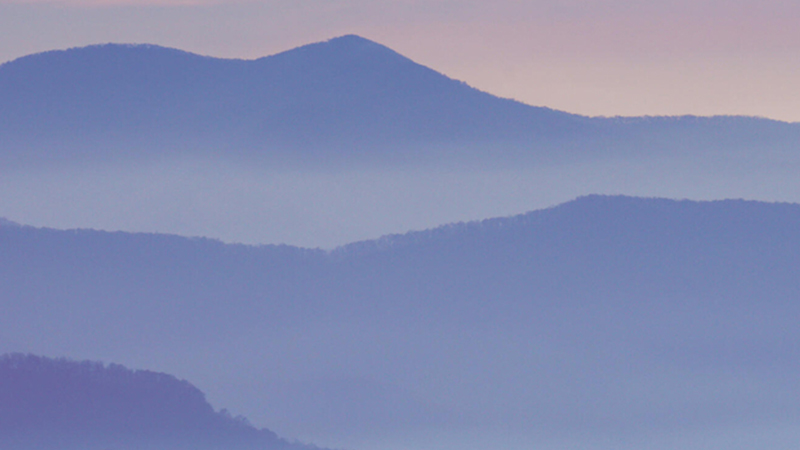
[1,35,797,168]
[0,354,315,450]
[3,195,798,314]
[0,35,586,166]
[2,196,800,448]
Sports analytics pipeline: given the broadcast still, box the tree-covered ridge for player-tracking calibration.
[2,196,800,446]
[0,354,313,450]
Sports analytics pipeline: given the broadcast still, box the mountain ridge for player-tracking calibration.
[0,353,316,450]
[2,35,797,169]
[2,195,800,448]
[3,194,799,252]
[1,36,793,124]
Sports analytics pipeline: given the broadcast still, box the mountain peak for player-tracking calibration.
[264,33,413,67]
[326,34,383,47]
[321,34,399,54]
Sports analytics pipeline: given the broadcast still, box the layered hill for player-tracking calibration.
[2,196,800,449]
[2,195,798,314]
[1,35,797,167]
[0,35,585,166]
[0,353,315,450]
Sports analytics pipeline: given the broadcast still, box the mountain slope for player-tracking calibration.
[3,195,797,317]
[2,196,800,449]
[0,35,588,166]
[1,35,797,168]
[0,353,315,450]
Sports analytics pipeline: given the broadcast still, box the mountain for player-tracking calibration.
[0,218,19,227]
[3,195,798,314]
[1,35,797,168]
[3,34,798,248]
[0,35,586,166]
[2,196,800,449]
[0,353,317,450]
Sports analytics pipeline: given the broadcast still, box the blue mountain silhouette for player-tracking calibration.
[1,35,797,167]
[1,196,799,446]
[0,353,318,450]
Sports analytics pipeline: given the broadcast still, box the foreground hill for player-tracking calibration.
[0,354,315,450]
[2,195,800,449]
[1,35,797,168]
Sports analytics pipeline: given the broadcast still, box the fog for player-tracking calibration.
[2,151,800,248]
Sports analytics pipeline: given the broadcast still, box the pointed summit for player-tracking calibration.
[294,34,400,54]
[320,34,406,57]
[325,34,389,48]
[259,33,417,69]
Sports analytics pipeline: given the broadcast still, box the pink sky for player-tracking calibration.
[1,0,798,121]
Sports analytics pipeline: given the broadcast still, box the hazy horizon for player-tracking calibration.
[4,157,800,248]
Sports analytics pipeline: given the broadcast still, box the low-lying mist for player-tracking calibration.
[2,148,799,248]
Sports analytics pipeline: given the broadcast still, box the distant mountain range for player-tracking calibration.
[0,354,316,450]
[1,35,798,168]
[3,33,799,450]
[2,195,799,448]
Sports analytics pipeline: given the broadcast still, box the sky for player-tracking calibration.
[1,0,799,122]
